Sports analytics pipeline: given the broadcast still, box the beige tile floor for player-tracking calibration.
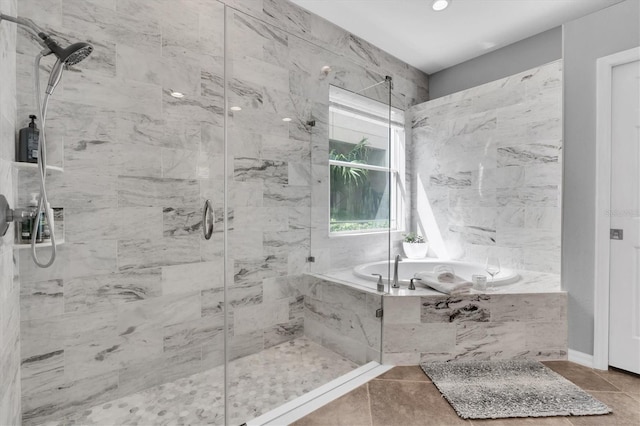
[293,361,640,426]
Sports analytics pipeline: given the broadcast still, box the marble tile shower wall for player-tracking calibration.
[12,0,429,424]
[15,1,227,423]
[0,0,20,424]
[409,60,562,273]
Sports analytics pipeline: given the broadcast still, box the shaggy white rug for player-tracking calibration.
[420,359,612,420]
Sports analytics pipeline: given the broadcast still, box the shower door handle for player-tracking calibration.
[203,200,214,240]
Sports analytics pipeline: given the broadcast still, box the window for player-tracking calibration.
[328,85,405,234]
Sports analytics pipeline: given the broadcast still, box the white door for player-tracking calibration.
[609,58,640,374]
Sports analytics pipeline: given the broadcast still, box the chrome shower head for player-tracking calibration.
[41,35,93,65]
[60,42,93,66]
[0,13,93,65]
[0,13,94,95]
[39,37,93,95]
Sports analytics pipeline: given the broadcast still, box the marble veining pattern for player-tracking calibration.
[302,276,382,365]
[35,337,357,426]
[409,60,562,274]
[382,291,567,366]
[312,270,566,367]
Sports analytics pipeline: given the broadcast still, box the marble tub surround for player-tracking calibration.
[302,272,565,367]
[12,0,428,424]
[302,275,383,365]
[383,292,567,366]
[409,60,562,274]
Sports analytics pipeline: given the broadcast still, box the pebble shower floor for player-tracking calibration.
[36,337,358,426]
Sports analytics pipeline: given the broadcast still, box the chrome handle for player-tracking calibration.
[203,200,214,240]
[372,273,384,292]
[409,277,421,291]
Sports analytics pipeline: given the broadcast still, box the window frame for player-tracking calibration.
[327,90,406,236]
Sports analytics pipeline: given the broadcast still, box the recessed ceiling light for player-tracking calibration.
[230,106,242,111]
[282,117,292,122]
[170,90,185,98]
[432,0,451,12]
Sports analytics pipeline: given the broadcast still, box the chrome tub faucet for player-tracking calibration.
[393,254,402,289]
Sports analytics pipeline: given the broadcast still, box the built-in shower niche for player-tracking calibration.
[14,207,64,247]
[13,162,65,247]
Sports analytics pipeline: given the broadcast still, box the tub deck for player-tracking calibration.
[311,267,561,296]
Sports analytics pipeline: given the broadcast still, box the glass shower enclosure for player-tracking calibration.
[10,0,401,424]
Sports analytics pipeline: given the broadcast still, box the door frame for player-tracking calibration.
[594,46,640,370]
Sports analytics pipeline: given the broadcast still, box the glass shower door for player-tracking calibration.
[14,0,228,424]
[309,76,398,363]
[223,5,379,423]
[224,6,310,423]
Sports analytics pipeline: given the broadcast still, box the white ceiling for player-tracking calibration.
[290,0,624,74]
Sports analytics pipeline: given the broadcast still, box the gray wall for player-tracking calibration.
[429,27,562,99]
[563,0,640,356]
[0,0,21,424]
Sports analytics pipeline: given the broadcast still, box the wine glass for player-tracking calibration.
[485,256,501,290]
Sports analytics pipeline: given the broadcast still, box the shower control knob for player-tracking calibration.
[0,195,36,237]
[0,195,9,237]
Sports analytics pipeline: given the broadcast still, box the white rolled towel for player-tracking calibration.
[414,271,472,295]
[436,271,455,283]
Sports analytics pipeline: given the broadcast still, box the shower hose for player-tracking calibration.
[30,52,57,268]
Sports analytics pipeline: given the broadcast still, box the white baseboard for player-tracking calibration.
[568,349,595,368]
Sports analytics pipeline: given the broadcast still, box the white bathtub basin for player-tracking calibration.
[353,258,520,287]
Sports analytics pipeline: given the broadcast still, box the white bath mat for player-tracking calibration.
[420,359,612,420]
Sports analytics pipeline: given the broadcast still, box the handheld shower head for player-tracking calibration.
[0,13,93,268]
[40,36,93,95]
[46,60,65,95]
[41,35,93,66]
[64,42,93,66]
[0,13,93,94]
